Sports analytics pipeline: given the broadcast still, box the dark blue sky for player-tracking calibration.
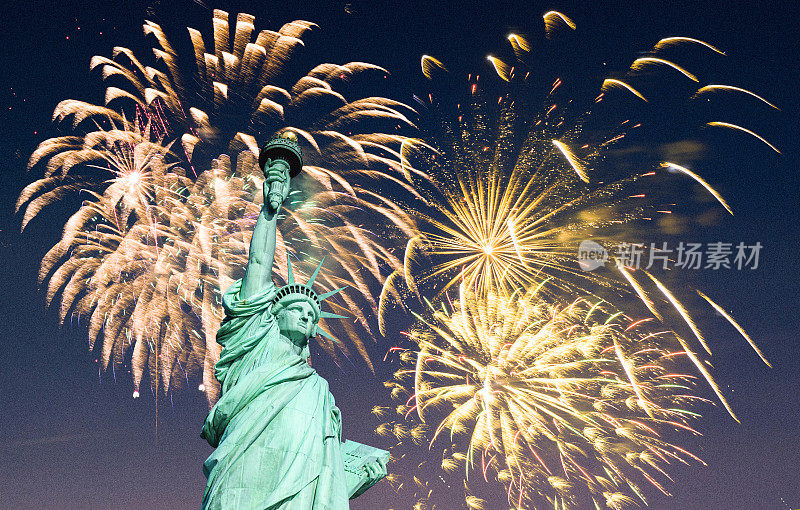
[0,1,798,509]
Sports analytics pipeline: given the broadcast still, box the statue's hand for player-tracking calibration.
[348,457,387,499]
[263,164,290,214]
[362,457,387,487]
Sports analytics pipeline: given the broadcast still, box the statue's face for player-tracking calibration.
[277,300,317,345]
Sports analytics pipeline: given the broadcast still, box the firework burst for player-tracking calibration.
[384,286,709,509]
[377,9,777,372]
[18,11,420,403]
[385,18,778,309]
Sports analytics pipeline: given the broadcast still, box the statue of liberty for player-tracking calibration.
[201,133,387,509]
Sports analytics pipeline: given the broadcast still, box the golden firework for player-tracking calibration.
[19,11,420,403]
[379,11,778,345]
[384,287,708,509]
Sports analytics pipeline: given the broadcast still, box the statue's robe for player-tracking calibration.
[201,280,349,510]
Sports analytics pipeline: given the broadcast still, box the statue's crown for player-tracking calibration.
[272,255,347,344]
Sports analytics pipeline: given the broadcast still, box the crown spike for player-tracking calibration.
[319,286,348,301]
[286,254,294,284]
[320,311,348,320]
[317,327,341,345]
[307,256,325,287]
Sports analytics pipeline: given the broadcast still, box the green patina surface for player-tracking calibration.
[200,134,385,509]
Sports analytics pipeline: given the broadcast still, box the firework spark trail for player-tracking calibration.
[696,291,771,367]
[654,37,725,55]
[695,85,779,110]
[706,121,781,153]
[19,11,422,404]
[660,162,733,215]
[630,57,699,82]
[600,79,648,102]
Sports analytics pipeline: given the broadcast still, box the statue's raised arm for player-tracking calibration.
[239,133,303,300]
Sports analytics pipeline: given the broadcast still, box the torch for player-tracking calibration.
[258,131,303,211]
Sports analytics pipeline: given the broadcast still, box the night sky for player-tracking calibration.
[1,1,798,509]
